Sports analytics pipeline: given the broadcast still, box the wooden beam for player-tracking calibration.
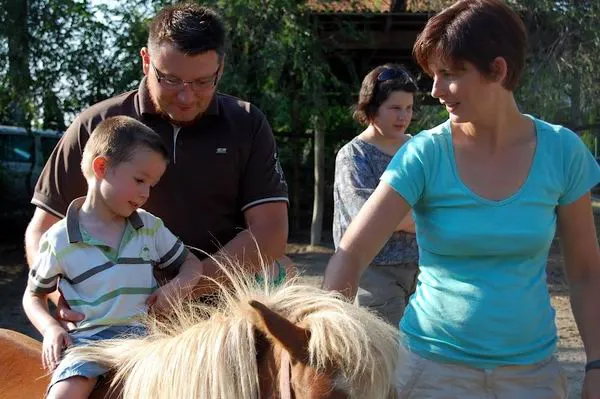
[321,30,420,50]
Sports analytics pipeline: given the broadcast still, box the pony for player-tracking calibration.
[0,256,401,398]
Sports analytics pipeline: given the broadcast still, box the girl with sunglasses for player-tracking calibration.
[332,64,420,326]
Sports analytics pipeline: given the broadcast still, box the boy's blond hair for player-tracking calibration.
[81,116,169,179]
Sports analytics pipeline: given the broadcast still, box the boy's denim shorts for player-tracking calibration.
[49,325,146,390]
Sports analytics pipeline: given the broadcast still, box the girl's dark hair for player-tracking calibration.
[353,64,418,125]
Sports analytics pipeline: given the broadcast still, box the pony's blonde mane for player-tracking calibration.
[67,255,400,398]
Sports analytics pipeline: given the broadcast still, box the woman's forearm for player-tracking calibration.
[322,250,366,300]
[569,270,600,361]
[325,183,413,298]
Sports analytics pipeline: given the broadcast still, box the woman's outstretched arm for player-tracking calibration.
[323,182,412,299]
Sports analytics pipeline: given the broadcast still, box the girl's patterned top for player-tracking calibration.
[333,137,418,265]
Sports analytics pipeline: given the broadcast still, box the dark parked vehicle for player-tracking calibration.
[0,126,62,202]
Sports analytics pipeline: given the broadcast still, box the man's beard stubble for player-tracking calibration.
[146,79,212,127]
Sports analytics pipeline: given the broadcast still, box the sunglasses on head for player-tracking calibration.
[376,68,411,82]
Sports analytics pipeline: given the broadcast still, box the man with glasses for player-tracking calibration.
[25,3,290,323]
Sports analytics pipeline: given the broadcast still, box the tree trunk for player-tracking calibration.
[5,0,31,126]
[569,0,583,129]
[290,95,302,232]
[4,0,34,195]
[570,70,582,128]
[310,117,325,246]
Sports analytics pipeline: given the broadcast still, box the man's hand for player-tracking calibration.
[42,325,71,371]
[54,294,84,330]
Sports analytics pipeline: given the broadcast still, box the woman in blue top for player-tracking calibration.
[323,0,600,397]
[333,64,419,326]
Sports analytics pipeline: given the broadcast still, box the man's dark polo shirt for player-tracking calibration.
[33,78,288,255]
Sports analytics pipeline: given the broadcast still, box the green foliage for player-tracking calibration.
[512,0,600,130]
[0,0,358,140]
[581,132,598,156]
[199,0,350,137]
[409,103,447,135]
[0,0,163,129]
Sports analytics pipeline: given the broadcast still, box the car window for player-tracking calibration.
[0,135,33,162]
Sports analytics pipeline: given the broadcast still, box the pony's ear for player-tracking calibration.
[248,300,310,362]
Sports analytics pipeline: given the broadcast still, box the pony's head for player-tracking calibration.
[248,299,350,399]
[65,256,401,398]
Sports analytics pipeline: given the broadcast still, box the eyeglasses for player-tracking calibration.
[151,62,219,93]
[376,68,411,83]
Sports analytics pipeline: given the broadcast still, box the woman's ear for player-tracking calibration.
[490,56,508,85]
[91,156,109,179]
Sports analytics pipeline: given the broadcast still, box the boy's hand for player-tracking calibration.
[146,281,181,314]
[42,325,71,371]
[147,277,196,314]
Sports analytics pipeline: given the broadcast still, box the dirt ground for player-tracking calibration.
[0,240,586,397]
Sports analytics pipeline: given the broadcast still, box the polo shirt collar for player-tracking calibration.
[137,77,220,119]
[66,197,144,244]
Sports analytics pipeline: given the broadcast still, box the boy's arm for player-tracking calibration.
[25,209,63,305]
[26,209,84,327]
[166,251,204,296]
[147,252,203,312]
[148,215,205,311]
[22,291,64,337]
[23,291,72,370]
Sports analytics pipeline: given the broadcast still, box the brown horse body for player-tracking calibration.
[0,328,50,398]
[0,328,117,399]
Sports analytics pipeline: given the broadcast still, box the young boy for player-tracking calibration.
[23,116,203,399]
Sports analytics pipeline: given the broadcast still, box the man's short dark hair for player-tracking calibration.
[148,3,226,56]
[81,116,169,178]
[353,64,418,125]
[413,0,527,91]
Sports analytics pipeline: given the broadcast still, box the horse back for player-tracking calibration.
[0,328,49,398]
[0,329,116,399]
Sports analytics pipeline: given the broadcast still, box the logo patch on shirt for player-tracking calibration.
[216,147,227,154]
[140,246,151,261]
[274,153,287,185]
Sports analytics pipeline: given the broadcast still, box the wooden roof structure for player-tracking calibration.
[306,0,452,13]
[307,1,448,93]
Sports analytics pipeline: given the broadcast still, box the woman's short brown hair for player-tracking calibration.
[353,64,418,125]
[413,0,527,91]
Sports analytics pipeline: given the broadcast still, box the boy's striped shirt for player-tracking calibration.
[28,197,188,337]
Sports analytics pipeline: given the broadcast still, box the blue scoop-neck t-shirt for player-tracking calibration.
[381,116,600,369]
